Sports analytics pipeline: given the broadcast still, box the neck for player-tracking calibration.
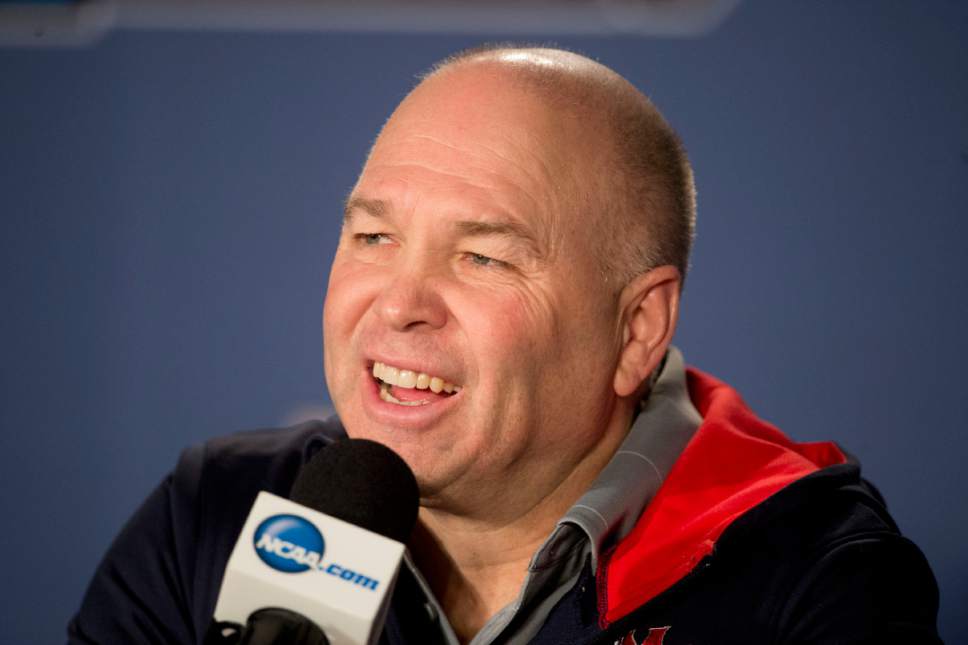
[410,397,638,642]
[409,511,549,642]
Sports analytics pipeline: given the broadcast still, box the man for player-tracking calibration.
[70,47,941,644]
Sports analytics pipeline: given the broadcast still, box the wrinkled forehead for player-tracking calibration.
[359,65,606,230]
[376,69,575,171]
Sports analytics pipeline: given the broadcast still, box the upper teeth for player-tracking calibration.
[372,362,461,394]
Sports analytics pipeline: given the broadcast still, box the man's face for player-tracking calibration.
[323,66,624,513]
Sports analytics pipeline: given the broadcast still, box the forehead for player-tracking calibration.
[355,68,597,233]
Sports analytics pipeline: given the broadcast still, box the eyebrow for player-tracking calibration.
[454,219,543,257]
[343,196,387,221]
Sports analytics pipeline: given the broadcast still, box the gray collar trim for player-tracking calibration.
[541,346,703,570]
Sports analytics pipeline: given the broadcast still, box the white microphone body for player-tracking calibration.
[212,491,406,645]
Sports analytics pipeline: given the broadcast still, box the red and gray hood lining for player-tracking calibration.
[597,368,848,626]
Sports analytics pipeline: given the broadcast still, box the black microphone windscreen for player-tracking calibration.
[289,438,419,544]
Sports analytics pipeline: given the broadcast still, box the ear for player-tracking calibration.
[613,265,682,398]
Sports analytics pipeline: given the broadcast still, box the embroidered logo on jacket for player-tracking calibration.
[616,626,671,645]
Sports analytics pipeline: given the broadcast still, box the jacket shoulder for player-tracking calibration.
[601,465,941,644]
[183,417,345,499]
[68,417,345,644]
[732,465,941,643]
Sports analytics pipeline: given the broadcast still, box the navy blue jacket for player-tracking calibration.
[69,371,942,644]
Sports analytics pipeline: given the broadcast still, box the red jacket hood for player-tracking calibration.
[599,367,847,626]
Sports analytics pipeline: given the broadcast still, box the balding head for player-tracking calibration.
[419,46,697,288]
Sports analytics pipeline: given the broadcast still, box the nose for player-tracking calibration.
[373,258,449,332]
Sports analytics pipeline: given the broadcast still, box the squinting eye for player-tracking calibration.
[355,233,391,246]
[468,253,504,268]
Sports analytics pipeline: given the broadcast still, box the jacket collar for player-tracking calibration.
[560,346,702,570]
[599,367,847,626]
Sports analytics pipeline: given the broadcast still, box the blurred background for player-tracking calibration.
[1,1,966,642]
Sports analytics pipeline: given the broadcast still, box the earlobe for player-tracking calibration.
[613,266,681,398]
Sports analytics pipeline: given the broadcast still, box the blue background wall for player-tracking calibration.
[2,2,966,642]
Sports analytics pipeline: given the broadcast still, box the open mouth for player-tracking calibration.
[371,361,461,407]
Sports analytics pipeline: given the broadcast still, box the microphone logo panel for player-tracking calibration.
[252,511,382,591]
[253,514,326,573]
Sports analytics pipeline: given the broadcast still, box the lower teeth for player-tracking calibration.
[379,382,429,406]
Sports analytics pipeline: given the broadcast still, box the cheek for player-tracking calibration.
[323,261,380,379]
[451,282,561,385]
[324,257,380,329]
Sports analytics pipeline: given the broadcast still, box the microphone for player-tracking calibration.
[206,438,420,645]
